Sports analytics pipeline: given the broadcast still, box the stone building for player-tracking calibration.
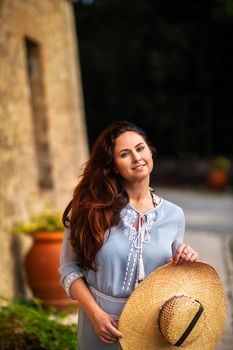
[0,0,89,301]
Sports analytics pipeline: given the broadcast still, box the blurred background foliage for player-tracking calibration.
[74,0,233,160]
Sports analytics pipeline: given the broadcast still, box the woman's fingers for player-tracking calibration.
[91,308,123,343]
[108,323,123,338]
[172,244,198,264]
[189,251,198,262]
[183,249,198,262]
[99,324,122,344]
[174,243,186,263]
[184,251,193,261]
[167,257,174,263]
[100,335,115,344]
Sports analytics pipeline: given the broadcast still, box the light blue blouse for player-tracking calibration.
[59,198,185,350]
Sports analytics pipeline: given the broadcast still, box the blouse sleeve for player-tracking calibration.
[171,208,185,256]
[59,227,85,299]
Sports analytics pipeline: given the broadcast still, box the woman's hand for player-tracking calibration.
[89,307,123,344]
[168,243,198,264]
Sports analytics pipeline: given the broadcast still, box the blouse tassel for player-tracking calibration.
[137,255,145,283]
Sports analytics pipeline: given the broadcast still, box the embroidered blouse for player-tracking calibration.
[59,197,185,319]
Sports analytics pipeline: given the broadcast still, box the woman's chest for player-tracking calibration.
[96,221,178,265]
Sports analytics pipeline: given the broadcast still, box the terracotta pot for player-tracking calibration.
[207,170,228,190]
[25,231,77,311]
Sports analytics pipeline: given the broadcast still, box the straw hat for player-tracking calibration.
[118,261,226,350]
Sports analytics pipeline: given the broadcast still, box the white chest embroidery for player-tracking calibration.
[120,205,157,292]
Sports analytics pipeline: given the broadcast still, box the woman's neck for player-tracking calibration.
[124,179,154,211]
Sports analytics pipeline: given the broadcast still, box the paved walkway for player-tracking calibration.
[157,187,233,350]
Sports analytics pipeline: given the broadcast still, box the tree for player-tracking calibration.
[74,0,233,157]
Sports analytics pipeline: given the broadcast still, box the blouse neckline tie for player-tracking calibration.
[135,190,158,287]
[121,192,159,290]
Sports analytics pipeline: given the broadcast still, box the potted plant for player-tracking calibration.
[13,212,77,312]
[206,155,231,190]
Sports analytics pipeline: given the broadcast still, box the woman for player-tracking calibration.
[59,121,198,350]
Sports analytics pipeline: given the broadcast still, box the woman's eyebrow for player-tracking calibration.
[118,142,145,153]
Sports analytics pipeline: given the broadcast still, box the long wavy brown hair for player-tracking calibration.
[62,121,156,270]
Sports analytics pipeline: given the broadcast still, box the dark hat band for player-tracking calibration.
[175,301,204,347]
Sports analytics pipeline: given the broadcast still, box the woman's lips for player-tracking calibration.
[132,164,145,170]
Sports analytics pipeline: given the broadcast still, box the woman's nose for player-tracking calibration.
[132,152,141,162]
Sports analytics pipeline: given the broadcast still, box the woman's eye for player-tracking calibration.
[137,145,145,152]
[120,152,128,158]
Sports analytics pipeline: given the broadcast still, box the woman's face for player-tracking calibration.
[113,131,153,183]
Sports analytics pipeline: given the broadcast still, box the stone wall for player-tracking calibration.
[0,0,89,302]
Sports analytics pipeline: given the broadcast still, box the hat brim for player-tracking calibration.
[118,261,226,350]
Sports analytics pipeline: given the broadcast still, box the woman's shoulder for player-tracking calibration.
[150,188,183,214]
[160,197,184,216]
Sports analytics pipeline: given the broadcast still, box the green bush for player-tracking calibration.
[0,299,76,350]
